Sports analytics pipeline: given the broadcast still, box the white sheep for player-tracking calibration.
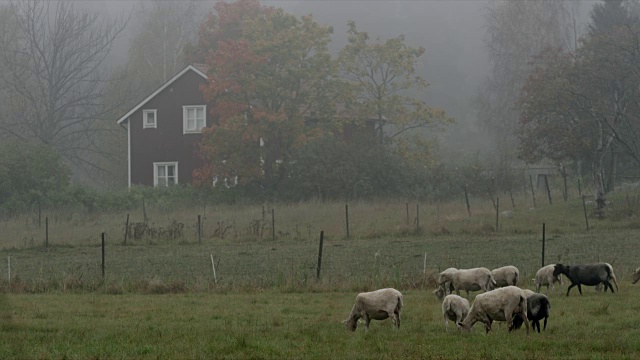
[343,288,403,332]
[535,264,563,293]
[491,266,520,287]
[433,268,458,300]
[457,286,530,335]
[451,267,497,299]
[441,294,470,332]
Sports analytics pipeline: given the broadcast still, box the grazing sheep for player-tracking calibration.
[491,266,520,287]
[451,267,497,299]
[441,294,470,332]
[535,264,563,293]
[633,268,640,284]
[343,288,403,332]
[522,289,535,297]
[553,263,615,296]
[437,268,458,294]
[457,286,529,335]
[513,292,551,333]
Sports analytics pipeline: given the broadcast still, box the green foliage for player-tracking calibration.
[0,142,71,213]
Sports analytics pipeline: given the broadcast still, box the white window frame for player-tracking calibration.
[183,105,206,134]
[143,109,157,129]
[153,162,178,187]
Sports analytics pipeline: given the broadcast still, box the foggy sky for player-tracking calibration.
[85,0,598,155]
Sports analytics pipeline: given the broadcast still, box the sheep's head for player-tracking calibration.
[553,264,565,277]
[457,321,471,332]
[633,268,640,284]
[433,287,445,300]
[343,317,358,332]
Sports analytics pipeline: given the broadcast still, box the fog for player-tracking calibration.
[78,0,599,156]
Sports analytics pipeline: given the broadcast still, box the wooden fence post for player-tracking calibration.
[345,204,350,239]
[124,214,129,245]
[101,232,105,279]
[529,175,537,208]
[316,231,324,280]
[495,197,500,232]
[464,185,471,217]
[544,175,552,205]
[541,223,546,268]
[582,196,590,231]
[271,209,275,241]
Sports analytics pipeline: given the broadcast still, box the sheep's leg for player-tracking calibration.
[444,315,449,332]
[577,284,583,295]
[394,311,401,330]
[605,280,615,293]
[465,290,470,299]
[566,283,576,296]
[543,317,548,331]
[485,320,493,334]
[364,315,371,333]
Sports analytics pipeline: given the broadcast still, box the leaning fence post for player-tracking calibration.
[544,175,552,205]
[464,185,471,217]
[124,214,129,245]
[316,231,324,280]
[210,254,218,285]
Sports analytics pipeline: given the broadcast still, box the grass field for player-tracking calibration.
[0,192,639,358]
[0,287,639,359]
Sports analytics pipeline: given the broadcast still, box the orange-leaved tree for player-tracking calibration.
[192,0,338,189]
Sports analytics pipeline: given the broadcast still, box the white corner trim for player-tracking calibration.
[127,120,131,188]
[116,65,207,124]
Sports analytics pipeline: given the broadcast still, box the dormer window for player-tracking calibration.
[183,105,206,134]
[143,109,157,129]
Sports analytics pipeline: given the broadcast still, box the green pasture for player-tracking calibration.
[0,194,638,358]
[0,287,639,359]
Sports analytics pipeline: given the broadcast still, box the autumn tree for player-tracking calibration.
[519,1,640,206]
[0,0,128,183]
[194,1,337,189]
[479,0,580,185]
[338,21,449,144]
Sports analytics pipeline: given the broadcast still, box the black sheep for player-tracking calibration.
[553,263,615,296]
[512,293,551,333]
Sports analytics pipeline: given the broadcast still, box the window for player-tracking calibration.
[154,162,178,187]
[183,105,206,134]
[143,109,157,129]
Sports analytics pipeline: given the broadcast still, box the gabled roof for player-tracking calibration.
[116,64,208,124]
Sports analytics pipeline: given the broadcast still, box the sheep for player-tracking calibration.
[451,267,497,299]
[441,294,470,332]
[512,292,551,333]
[594,263,619,292]
[535,264,563,293]
[553,263,615,296]
[491,266,520,287]
[433,268,458,300]
[343,288,403,332]
[633,267,640,284]
[457,286,529,335]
